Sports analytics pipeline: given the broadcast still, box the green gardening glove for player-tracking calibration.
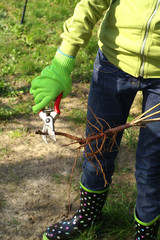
[30,49,75,113]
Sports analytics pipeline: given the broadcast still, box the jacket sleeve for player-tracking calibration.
[60,0,110,57]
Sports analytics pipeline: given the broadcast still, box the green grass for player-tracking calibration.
[0,147,11,158]
[64,108,87,126]
[0,196,6,211]
[9,128,28,138]
[123,128,138,150]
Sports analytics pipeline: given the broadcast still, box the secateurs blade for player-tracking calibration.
[38,93,62,144]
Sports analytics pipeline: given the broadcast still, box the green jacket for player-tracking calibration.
[60,0,160,78]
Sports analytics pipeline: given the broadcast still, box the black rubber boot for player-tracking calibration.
[135,210,160,240]
[43,183,109,240]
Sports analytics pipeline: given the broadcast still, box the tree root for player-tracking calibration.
[35,103,160,209]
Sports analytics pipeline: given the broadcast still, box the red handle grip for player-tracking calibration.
[54,93,62,114]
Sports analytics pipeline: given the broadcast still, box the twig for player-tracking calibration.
[132,103,160,123]
[35,130,85,145]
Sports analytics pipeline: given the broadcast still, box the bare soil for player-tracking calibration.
[0,89,141,240]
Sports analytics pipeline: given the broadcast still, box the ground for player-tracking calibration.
[0,87,141,240]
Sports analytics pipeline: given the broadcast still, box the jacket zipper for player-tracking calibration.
[140,0,160,77]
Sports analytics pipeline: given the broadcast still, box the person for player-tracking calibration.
[30,0,160,239]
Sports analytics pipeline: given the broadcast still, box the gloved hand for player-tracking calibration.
[30,49,75,113]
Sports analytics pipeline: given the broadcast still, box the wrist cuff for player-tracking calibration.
[53,49,75,71]
[60,40,79,57]
[58,48,75,59]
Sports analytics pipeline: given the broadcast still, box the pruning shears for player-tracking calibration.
[38,93,62,144]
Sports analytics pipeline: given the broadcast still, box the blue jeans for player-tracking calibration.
[81,49,160,222]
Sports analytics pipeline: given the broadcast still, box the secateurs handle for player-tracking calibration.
[54,93,63,114]
[38,93,62,116]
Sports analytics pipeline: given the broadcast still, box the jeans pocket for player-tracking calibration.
[94,50,120,74]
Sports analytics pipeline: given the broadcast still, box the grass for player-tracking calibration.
[11,217,21,226]
[0,1,159,240]
[123,128,138,150]
[9,128,28,138]
[0,147,11,158]
[53,173,62,184]
[64,108,87,126]
[0,196,6,211]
